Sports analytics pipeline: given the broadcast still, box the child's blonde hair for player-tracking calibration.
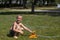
[16,15,22,19]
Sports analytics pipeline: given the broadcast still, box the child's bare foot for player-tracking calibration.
[14,36,18,39]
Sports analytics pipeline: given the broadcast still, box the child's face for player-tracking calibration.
[17,16,22,23]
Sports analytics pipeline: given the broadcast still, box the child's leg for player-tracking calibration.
[13,30,24,39]
[19,30,24,35]
[17,28,24,35]
[14,32,18,39]
[16,32,20,36]
[14,32,17,36]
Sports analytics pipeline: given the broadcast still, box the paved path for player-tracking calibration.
[0,8,60,12]
[11,9,60,12]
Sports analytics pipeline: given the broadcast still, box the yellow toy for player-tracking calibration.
[29,31,37,38]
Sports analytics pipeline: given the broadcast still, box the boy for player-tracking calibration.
[10,15,33,39]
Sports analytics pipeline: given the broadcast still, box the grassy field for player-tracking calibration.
[0,13,60,40]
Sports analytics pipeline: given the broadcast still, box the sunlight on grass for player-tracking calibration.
[0,14,60,40]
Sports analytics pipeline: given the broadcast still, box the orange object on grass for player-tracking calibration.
[29,32,37,38]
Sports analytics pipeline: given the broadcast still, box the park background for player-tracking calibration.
[0,0,60,40]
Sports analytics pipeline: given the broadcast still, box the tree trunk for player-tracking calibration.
[39,0,44,6]
[19,0,21,6]
[23,0,27,8]
[9,0,12,7]
[43,0,45,6]
[4,1,7,7]
[31,0,35,13]
[1,0,3,7]
[16,0,18,6]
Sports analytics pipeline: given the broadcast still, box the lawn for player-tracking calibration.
[0,13,60,40]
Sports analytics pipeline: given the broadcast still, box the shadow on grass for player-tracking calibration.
[7,30,15,37]
[47,12,60,16]
[36,12,60,16]
[7,30,28,37]
[7,34,13,37]
[0,12,60,16]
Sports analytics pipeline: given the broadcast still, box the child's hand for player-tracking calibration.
[29,31,37,38]
[31,31,36,34]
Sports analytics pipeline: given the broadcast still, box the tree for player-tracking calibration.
[23,0,27,8]
[31,0,35,13]
[8,0,12,7]
[1,0,4,7]
[46,0,56,6]
[38,0,44,6]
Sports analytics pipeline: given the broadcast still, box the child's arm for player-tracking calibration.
[13,23,16,31]
[20,23,32,33]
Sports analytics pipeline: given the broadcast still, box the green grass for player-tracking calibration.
[0,13,60,40]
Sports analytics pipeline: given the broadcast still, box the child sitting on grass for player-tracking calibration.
[10,15,33,39]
